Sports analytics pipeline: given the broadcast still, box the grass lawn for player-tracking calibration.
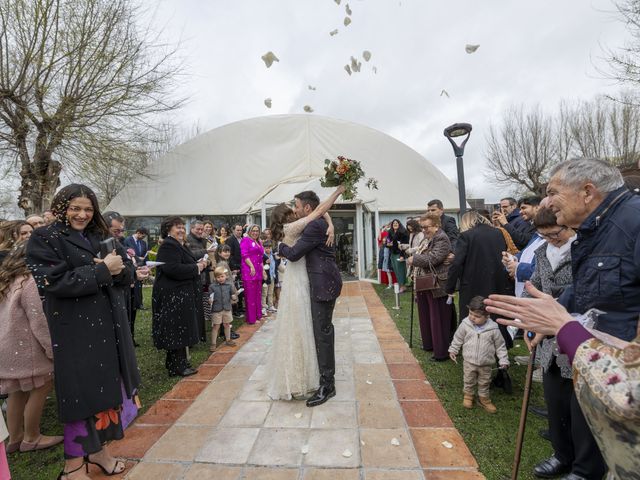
[5,286,245,480]
[372,284,552,480]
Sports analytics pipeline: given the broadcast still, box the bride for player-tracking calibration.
[265,185,345,400]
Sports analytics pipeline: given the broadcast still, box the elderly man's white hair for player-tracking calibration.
[549,158,624,194]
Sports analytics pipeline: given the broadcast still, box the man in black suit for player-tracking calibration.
[279,190,343,407]
[227,223,245,316]
[426,199,459,250]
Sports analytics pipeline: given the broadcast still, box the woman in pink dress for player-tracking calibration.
[240,225,264,324]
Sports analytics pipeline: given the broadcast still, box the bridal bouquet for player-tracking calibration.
[320,155,378,200]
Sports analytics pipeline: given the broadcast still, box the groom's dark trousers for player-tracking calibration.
[278,217,343,388]
[311,299,336,386]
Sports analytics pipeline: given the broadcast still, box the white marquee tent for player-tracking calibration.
[107,114,461,278]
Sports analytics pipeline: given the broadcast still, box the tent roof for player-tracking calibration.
[107,114,460,215]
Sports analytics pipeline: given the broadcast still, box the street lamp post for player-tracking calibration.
[443,123,473,214]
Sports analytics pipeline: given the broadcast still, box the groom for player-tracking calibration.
[278,190,343,407]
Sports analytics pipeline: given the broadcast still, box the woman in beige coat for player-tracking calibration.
[0,243,61,453]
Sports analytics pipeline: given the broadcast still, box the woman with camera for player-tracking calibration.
[26,184,139,479]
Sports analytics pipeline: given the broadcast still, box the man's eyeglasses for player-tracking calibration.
[537,226,567,240]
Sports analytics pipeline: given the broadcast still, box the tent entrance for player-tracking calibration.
[331,211,357,277]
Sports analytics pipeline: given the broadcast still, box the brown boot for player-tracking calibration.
[463,393,474,409]
[479,396,497,414]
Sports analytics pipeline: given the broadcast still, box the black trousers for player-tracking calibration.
[165,348,189,374]
[543,360,606,479]
[310,299,336,387]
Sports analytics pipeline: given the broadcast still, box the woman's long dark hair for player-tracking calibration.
[51,184,109,236]
[388,218,407,239]
[270,203,295,242]
[0,243,31,301]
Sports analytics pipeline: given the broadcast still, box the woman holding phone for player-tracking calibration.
[27,184,139,479]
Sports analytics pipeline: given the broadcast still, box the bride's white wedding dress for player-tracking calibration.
[266,219,319,400]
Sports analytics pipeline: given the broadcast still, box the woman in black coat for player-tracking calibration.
[386,219,410,292]
[152,216,207,377]
[445,210,514,347]
[26,184,139,478]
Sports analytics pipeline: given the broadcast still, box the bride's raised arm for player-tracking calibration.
[306,185,346,222]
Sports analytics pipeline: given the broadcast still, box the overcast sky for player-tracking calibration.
[145,0,630,202]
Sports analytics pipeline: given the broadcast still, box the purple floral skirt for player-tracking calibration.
[63,383,138,459]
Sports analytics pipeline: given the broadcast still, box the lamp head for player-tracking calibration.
[444,123,472,139]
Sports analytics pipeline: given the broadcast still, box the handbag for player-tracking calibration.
[413,240,439,292]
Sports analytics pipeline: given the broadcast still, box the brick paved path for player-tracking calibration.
[95,282,483,480]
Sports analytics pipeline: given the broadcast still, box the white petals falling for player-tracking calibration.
[440,89,450,98]
[303,105,314,113]
[261,51,280,68]
[264,98,272,108]
[346,3,352,15]
[465,44,480,54]
[363,50,372,62]
[344,16,352,27]
[329,28,339,36]
[344,64,352,75]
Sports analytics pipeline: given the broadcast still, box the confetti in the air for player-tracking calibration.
[334,0,341,4]
[372,66,378,74]
[346,3,352,15]
[465,44,480,54]
[363,50,372,62]
[344,64,352,76]
[264,98,272,108]
[329,29,339,36]
[344,16,352,27]
[350,56,361,73]
[308,85,317,91]
[440,89,450,98]
[303,105,314,113]
[261,51,280,68]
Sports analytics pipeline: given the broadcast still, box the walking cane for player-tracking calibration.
[409,284,415,348]
[511,345,537,480]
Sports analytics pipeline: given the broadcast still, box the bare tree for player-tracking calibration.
[0,0,184,215]
[605,1,640,90]
[485,105,564,196]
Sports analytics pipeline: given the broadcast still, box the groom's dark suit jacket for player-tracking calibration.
[279,218,342,302]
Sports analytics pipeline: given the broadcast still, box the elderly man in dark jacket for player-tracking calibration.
[530,158,640,480]
[185,220,211,342]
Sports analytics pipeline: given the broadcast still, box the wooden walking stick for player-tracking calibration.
[511,346,537,480]
[409,283,415,348]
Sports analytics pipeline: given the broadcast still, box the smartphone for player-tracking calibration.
[99,237,116,258]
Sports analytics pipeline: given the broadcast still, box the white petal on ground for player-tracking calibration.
[329,28,339,36]
[346,3,352,15]
[303,105,314,113]
[344,64,352,75]
[442,441,454,449]
[261,51,280,68]
[294,412,302,418]
[465,44,480,54]
[342,449,353,457]
[391,437,400,446]
[344,16,352,26]
[366,380,373,385]
[264,98,272,108]
[301,444,310,454]
[440,89,450,98]
[363,50,372,62]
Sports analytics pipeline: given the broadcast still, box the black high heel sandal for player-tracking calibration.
[84,454,126,476]
[57,462,88,479]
